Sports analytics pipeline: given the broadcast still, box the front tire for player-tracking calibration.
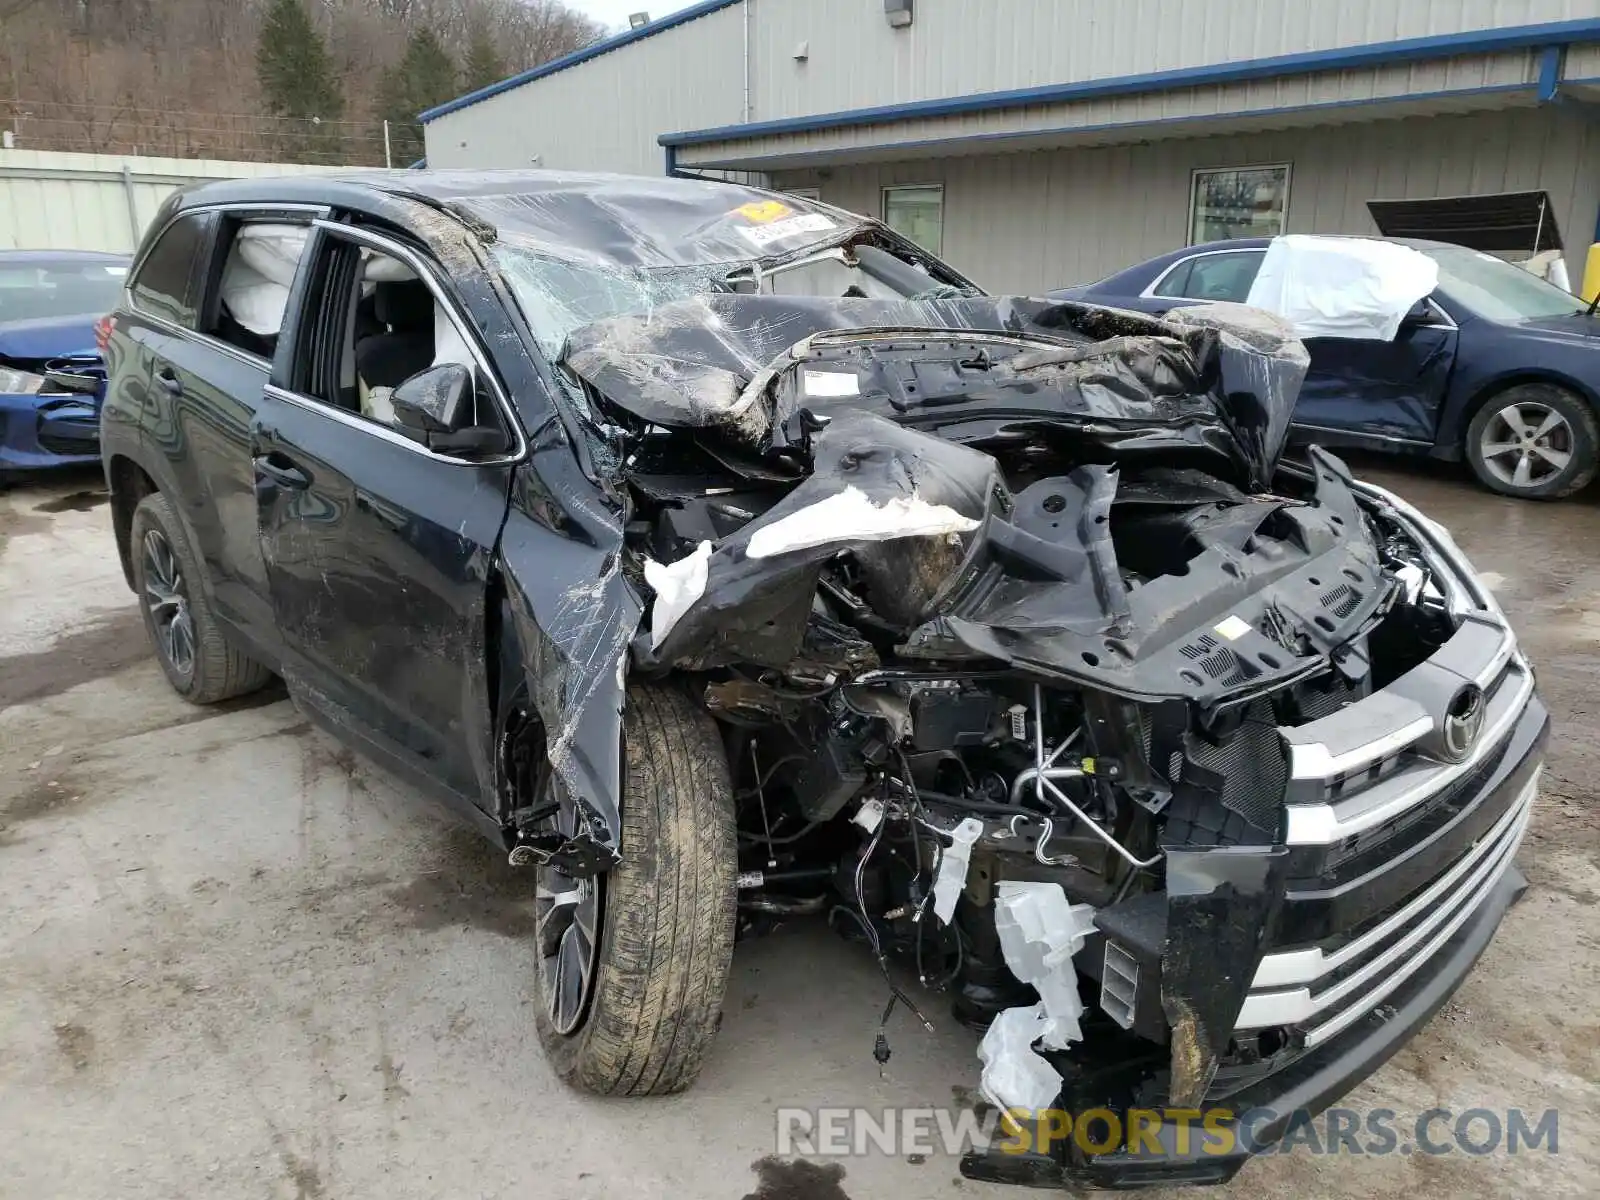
[129,491,273,703]
[533,683,736,1095]
[1466,384,1599,500]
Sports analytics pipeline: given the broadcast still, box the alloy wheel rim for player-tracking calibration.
[142,529,195,679]
[1480,402,1574,490]
[534,787,603,1035]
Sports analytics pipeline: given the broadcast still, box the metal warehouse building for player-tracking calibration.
[422,0,1600,294]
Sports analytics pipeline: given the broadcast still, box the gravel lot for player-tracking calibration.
[2,460,1597,1200]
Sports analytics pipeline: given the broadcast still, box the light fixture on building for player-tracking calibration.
[628,12,650,29]
[793,40,809,61]
[885,0,913,28]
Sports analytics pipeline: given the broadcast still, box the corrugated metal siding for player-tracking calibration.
[775,106,1600,291]
[425,3,745,174]
[1567,39,1600,74]
[675,50,1549,168]
[426,0,1599,173]
[0,150,338,252]
[747,0,1594,119]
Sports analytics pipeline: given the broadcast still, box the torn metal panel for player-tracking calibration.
[565,293,1308,490]
[642,408,1002,671]
[498,455,640,866]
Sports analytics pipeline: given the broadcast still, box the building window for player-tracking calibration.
[1189,165,1290,245]
[882,184,944,255]
[785,187,821,201]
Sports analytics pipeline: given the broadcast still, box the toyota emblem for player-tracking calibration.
[1442,685,1487,761]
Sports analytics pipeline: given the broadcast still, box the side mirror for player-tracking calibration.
[390,363,508,456]
[392,363,472,434]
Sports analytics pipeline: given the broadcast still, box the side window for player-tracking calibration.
[202,220,312,360]
[1151,258,1195,298]
[291,232,500,453]
[1177,252,1264,303]
[130,213,210,328]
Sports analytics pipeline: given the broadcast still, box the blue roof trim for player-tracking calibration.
[659,17,1600,147]
[421,0,741,124]
[674,83,1535,170]
[1538,45,1564,101]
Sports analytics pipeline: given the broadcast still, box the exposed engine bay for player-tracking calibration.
[521,275,1470,1119]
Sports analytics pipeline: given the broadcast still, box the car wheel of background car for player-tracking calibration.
[1466,384,1599,500]
[533,683,736,1096]
[129,492,274,703]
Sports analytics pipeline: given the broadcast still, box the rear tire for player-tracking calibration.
[129,491,273,703]
[1465,384,1598,500]
[533,683,736,1096]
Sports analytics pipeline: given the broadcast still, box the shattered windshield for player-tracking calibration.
[491,239,967,359]
[491,248,727,357]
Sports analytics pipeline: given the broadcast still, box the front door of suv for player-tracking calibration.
[251,221,520,809]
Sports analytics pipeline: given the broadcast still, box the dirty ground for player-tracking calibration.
[1,463,1597,1200]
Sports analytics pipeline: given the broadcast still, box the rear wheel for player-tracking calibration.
[532,683,736,1095]
[129,491,273,703]
[1465,384,1598,500]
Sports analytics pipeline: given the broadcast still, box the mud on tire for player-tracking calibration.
[535,683,737,1095]
[129,491,273,704]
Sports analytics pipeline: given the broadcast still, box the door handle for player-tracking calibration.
[255,453,310,490]
[155,367,184,396]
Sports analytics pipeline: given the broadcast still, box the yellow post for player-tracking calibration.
[1583,244,1600,303]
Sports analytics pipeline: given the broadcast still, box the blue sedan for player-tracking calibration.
[1055,237,1600,500]
[0,249,130,484]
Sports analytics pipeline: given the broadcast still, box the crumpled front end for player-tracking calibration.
[509,288,1537,1190]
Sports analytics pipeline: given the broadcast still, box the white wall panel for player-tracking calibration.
[425,3,745,174]
[0,150,338,252]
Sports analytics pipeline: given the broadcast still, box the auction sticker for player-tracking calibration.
[739,213,836,249]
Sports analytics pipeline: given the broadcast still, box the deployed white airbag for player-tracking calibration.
[1245,235,1439,342]
[219,224,308,336]
[744,485,979,561]
[644,541,713,649]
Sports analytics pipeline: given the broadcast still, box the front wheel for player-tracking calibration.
[532,683,736,1096]
[1465,384,1599,500]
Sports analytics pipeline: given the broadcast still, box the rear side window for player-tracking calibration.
[130,214,210,328]
[201,220,312,360]
[1151,258,1195,298]
[1172,251,1264,303]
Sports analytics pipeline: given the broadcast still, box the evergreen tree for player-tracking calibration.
[255,0,345,162]
[379,28,458,166]
[463,21,507,94]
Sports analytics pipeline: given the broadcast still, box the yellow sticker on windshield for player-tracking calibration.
[735,200,795,225]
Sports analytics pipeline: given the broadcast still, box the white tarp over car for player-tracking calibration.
[1245,235,1440,342]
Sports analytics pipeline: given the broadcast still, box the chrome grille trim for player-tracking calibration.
[1235,771,1536,1045]
[1284,657,1533,846]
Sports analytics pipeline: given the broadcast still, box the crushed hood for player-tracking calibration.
[563,294,1308,489]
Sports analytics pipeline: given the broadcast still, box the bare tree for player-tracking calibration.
[0,0,603,164]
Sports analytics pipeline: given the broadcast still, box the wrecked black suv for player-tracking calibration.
[101,172,1546,1189]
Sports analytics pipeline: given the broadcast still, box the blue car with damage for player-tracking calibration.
[0,249,130,484]
[1054,236,1600,499]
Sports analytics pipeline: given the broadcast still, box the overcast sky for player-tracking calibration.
[570,0,700,34]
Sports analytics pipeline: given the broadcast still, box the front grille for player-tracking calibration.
[1235,770,1535,1048]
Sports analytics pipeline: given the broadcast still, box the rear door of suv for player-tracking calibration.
[121,204,321,651]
